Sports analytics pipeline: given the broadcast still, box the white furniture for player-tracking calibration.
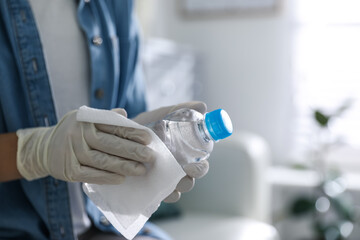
[269,167,360,240]
[154,132,279,240]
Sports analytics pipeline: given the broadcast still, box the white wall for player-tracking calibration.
[136,0,294,163]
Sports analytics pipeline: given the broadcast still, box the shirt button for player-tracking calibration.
[95,88,104,99]
[59,225,65,237]
[92,36,103,46]
[100,216,110,226]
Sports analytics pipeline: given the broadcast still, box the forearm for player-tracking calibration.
[0,132,22,182]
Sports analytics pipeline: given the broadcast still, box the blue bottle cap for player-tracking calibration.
[205,109,233,141]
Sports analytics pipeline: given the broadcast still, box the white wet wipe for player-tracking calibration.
[77,106,186,239]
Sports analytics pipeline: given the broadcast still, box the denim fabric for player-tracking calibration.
[0,0,169,239]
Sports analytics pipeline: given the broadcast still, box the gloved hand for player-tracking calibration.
[132,101,210,203]
[16,109,156,184]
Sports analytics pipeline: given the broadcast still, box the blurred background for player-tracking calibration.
[135,0,360,239]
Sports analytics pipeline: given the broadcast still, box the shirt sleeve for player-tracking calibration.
[124,38,147,119]
[122,5,147,118]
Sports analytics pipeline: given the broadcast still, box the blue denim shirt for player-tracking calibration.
[0,0,171,239]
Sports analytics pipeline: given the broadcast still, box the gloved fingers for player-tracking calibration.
[111,108,127,117]
[77,149,147,176]
[182,159,209,179]
[163,190,181,203]
[74,165,126,184]
[176,176,195,193]
[85,130,156,163]
[163,177,195,203]
[133,101,207,125]
[169,101,207,115]
[95,124,152,145]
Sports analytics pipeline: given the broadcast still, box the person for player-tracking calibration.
[0,0,209,239]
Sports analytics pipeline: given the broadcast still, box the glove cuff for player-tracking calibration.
[16,127,50,180]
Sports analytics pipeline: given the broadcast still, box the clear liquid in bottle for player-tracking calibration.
[148,108,233,167]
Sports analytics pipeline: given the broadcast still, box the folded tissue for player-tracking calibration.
[77,106,186,239]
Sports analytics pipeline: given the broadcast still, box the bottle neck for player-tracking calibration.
[198,119,214,142]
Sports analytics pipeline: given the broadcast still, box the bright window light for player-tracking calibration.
[291,0,360,162]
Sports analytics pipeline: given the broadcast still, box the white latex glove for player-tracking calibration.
[132,101,210,203]
[16,109,156,184]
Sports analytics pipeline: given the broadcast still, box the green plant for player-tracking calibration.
[288,100,357,240]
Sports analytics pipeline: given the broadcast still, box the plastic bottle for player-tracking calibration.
[147,108,233,166]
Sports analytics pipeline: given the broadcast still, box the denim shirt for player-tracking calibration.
[0,0,170,239]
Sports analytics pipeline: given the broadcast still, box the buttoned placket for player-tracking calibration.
[78,0,123,110]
